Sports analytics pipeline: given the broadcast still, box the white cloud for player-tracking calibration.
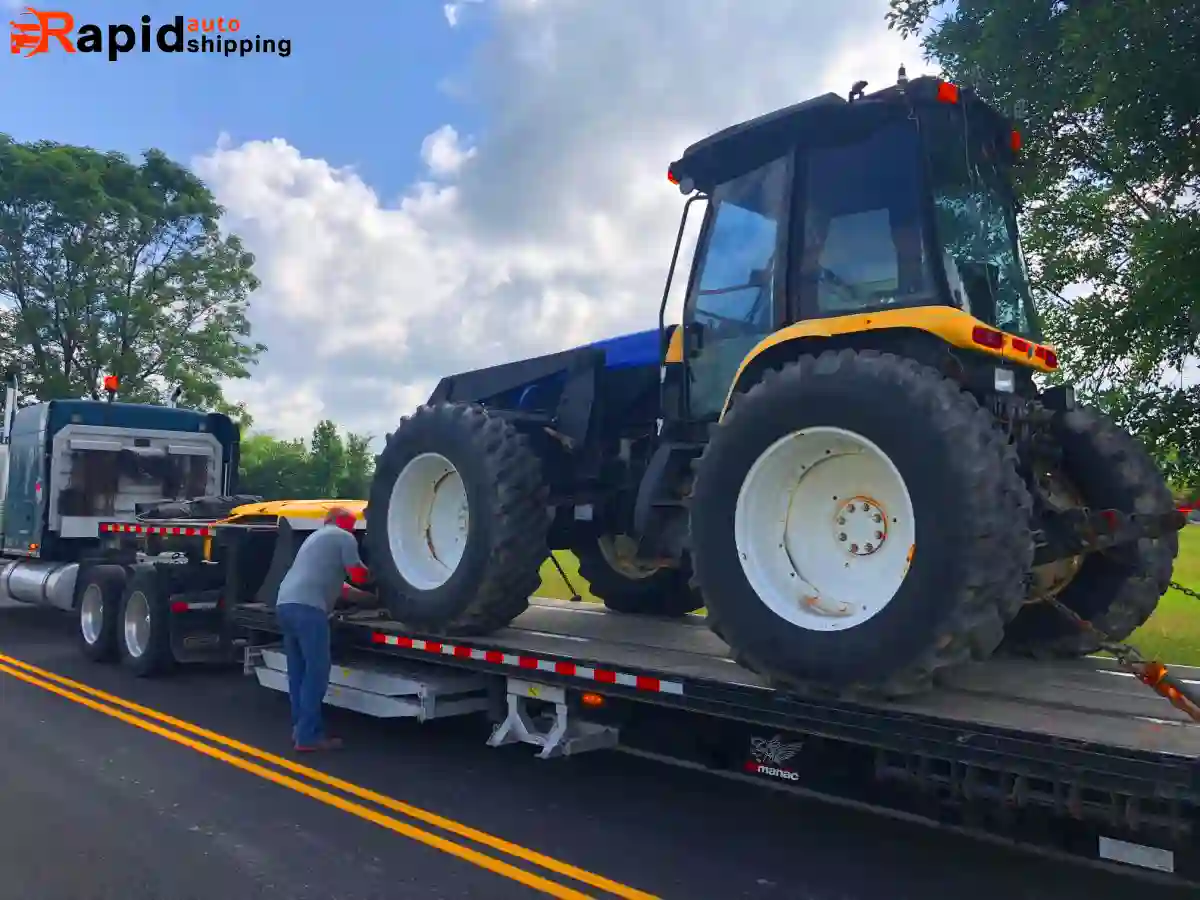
[444,0,485,28]
[420,125,477,177]
[198,1,929,444]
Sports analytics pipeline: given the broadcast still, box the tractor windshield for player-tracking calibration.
[921,106,1042,341]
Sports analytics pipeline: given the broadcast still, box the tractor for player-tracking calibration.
[363,70,1184,697]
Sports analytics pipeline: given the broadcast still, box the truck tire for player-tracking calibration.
[117,568,175,677]
[575,538,703,617]
[364,403,549,635]
[1002,406,1178,657]
[76,565,127,663]
[689,350,1034,697]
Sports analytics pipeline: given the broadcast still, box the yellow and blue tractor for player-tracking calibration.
[362,71,1184,698]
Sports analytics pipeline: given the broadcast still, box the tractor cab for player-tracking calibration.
[660,71,1045,429]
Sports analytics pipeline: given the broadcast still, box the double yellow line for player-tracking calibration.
[0,651,657,900]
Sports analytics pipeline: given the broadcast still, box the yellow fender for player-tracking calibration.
[714,307,1058,420]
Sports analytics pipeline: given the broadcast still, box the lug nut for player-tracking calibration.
[865,543,874,552]
[872,514,882,523]
[875,531,884,540]
[837,516,846,525]
[838,533,847,541]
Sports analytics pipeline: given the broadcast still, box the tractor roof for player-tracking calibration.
[667,75,1007,195]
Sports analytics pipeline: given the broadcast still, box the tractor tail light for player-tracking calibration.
[971,326,1005,350]
[936,81,960,104]
[1035,346,1059,369]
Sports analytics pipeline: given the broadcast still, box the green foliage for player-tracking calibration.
[238,420,375,501]
[887,0,1200,484]
[0,134,265,420]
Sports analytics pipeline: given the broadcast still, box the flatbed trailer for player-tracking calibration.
[229,597,1200,885]
[86,513,1200,886]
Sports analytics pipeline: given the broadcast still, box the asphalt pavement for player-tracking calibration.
[0,601,1192,900]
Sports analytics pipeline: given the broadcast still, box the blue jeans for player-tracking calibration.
[276,602,331,745]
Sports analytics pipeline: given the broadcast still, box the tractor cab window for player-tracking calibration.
[685,155,790,420]
[922,107,1042,341]
[799,121,935,317]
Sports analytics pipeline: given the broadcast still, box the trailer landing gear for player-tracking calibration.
[487,677,619,760]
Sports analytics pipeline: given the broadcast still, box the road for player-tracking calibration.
[0,602,1191,900]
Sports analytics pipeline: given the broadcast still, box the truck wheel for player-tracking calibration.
[689,350,1034,697]
[575,537,702,617]
[117,569,175,677]
[1002,406,1178,657]
[365,403,549,635]
[76,565,126,663]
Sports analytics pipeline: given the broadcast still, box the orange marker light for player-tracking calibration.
[936,81,960,104]
[102,375,119,392]
[667,169,679,185]
[580,692,605,708]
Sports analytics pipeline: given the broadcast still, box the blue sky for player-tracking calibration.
[2,0,482,199]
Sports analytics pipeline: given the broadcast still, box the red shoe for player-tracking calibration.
[295,736,344,753]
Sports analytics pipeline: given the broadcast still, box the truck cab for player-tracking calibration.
[0,375,240,610]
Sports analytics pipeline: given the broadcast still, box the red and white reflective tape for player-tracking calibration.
[100,522,213,537]
[370,632,685,696]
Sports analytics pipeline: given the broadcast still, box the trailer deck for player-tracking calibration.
[237,597,1200,753]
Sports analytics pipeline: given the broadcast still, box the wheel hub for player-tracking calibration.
[388,452,471,591]
[80,584,104,645]
[834,496,887,557]
[733,427,916,632]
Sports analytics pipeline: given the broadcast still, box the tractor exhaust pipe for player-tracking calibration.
[1,371,17,445]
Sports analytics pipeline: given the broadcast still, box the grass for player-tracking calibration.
[537,528,1200,665]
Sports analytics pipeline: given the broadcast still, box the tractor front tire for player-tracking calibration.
[575,537,703,617]
[365,403,549,636]
[689,350,1034,698]
[1002,406,1178,657]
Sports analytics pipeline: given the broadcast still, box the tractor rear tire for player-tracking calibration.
[575,537,703,617]
[689,349,1034,698]
[365,403,549,636]
[1001,406,1178,657]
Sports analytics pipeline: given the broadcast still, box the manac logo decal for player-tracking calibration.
[745,734,804,782]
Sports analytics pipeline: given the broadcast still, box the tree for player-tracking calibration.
[237,433,311,500]
[0,134,266,420]
[238,422,375,500]
[886,0,1200,484]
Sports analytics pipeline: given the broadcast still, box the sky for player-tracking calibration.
[2,0,933,443]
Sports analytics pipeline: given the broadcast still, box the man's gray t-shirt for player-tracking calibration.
[276,524,365,615]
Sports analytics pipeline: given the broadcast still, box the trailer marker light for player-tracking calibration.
[580,692,604,707]
[1011,129,1022,153]
[103,374,119,392]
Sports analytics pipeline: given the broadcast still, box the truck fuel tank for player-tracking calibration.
[0,558,79,612]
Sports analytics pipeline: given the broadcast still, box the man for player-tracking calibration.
[275,506,372,752]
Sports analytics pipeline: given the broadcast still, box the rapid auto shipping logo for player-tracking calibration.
[10,8,291,60]
[745,734,804,782]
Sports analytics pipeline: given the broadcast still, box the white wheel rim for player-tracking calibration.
[123,590,151,658]
[733,426,915,632]
[387,452,470,591]
[80,584,104,645]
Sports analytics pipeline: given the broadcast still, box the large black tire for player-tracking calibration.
[364,403,549,635]
[574,539,703,617]
[689,350,1034,697]
[76,565,126,663]
[1002,406,1178,657]
[117,568,175,678]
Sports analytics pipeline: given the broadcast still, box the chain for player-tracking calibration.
[1170,579,1200,602]
[1044,592,1200,723]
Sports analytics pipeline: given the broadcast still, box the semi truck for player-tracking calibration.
[2,69,1199,886]
[0,369,255,667]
